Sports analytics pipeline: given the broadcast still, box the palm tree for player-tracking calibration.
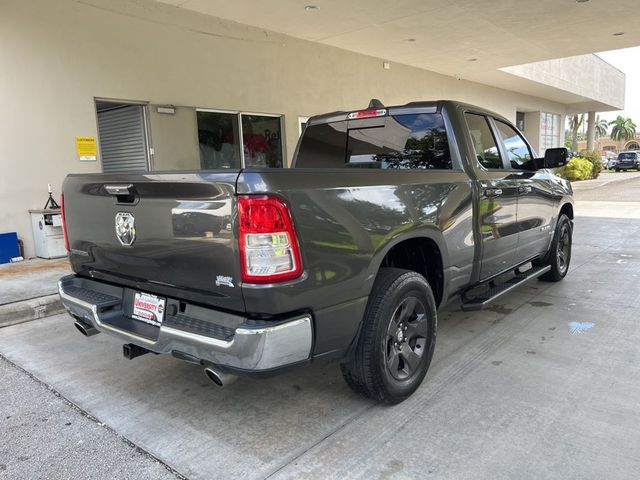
[609,116,637,141]
[568,114,584,152]
[595,116,608,139]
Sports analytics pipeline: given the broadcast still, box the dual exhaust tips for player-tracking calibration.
[73,319,236,387]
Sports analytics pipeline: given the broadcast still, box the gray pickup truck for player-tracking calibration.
[58,100,573,403]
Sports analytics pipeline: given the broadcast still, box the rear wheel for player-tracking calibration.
[340,268,437,404]
[534,214,572,282]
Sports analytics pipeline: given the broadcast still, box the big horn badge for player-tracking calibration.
[115,212,136,246]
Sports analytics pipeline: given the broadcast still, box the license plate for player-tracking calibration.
[132,292,166,327]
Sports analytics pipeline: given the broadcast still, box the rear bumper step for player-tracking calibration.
[461,265,551,311]
[58,274,312,371]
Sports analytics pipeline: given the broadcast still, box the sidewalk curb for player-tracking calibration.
[571,171,640,190]
[0,294,65,328]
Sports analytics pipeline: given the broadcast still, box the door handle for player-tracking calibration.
[105,184,133,195]
[484,188,503,197]
[518,186,532,194]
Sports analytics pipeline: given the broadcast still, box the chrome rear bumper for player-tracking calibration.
[58,275,312,371]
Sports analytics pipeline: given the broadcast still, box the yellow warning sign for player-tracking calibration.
[76,136,97,161]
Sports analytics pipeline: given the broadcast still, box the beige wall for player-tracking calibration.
[577,136,640,154]
[523,112,542,154]
[1,0,570,257]
[149,106,200,171]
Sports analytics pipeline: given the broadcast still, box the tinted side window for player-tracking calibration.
[464,113,503,169]
[346,114,452,169]
[494,120,532,169]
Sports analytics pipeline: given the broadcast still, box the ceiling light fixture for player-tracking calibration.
[613,31,625,36]
[304,5,319,11]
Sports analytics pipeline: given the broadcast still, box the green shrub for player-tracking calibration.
[557,157,594,181]
[579,149,603,179]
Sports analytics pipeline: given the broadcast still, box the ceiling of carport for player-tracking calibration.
[154,0,639,109]
[155,0,640,76]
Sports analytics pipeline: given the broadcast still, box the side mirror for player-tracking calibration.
[543,147,570,169]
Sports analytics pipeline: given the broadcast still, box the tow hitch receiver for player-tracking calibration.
[123,343,155,360]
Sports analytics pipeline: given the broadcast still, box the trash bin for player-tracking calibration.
[29,209,67,259]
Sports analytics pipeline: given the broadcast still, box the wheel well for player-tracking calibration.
[380,238,444,306]
[560,203,574,220]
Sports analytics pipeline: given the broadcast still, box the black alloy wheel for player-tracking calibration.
[385,296,428,381]
[556,221,571,276]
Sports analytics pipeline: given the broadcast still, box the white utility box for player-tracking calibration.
[29,209,67,259]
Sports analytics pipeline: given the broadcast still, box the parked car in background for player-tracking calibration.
[58,100,574,403]
[608,157,618,170]
[615,151,640,171]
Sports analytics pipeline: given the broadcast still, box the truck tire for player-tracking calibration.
[340,268,437,404]
[534,214,572,282]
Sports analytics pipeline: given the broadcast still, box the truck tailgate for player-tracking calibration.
[62,171,243,312]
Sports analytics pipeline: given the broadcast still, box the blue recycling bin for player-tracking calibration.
[0,232,20,264]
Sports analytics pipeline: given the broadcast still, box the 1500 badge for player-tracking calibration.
[215,275,234,288]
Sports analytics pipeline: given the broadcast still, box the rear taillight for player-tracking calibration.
[61,193,69,252]
[237,195,303,284]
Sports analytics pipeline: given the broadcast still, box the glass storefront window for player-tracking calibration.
[197,110,283,169]
[197,111,241,169]
[241,114,283,168]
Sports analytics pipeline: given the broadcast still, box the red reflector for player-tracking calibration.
[61,193,69,252]
[238,195,288,233]
[237,195,303,284]
[347,108,387,120]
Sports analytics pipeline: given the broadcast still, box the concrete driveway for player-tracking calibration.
[1,177,640,479]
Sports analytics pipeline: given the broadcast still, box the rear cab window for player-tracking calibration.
[296,113,451,169]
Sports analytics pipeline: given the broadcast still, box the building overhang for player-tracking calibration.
[155,0,634,111]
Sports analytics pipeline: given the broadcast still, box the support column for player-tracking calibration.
[586,111,596,151]
[524,112,541,154]
[558,114,566,150]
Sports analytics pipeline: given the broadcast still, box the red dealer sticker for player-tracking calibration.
[132,292,166,327]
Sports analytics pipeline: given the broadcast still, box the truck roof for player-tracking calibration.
[306,100,509,126]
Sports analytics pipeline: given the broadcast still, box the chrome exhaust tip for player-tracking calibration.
[74,319,99,337]
[204,366,237,387]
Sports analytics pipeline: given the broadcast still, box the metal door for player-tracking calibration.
[96,102,150,173]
